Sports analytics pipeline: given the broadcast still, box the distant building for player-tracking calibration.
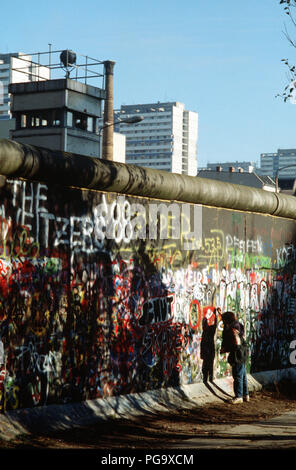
[114,101,198,176]
[259,152,278,178]
[260,148,296,192]
[205,160,257,173]
[0,52,50,120]
[0,119,15,138]
[260,149,296,178]
[197,167,276,192]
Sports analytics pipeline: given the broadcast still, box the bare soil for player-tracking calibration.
[1,381,296,450]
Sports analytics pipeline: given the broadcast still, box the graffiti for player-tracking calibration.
[225,234,263,254]
[0,178,293,411]
[197,230,224,267]
[276,243,296,268]
[189,300,201,330]
[139,295,174,326]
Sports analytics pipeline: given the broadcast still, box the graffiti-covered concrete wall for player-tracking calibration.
[0,175,295,412]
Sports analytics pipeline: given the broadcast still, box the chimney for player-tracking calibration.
[102,60,115,161]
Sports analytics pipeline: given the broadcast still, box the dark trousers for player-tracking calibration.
[232,362,248,398]
[202,357,214,382]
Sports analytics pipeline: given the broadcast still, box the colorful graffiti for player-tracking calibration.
[0,178,294,411]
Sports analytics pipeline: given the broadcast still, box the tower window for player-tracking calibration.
[16,109,63,129]
[69,111,95,133]
[67,112,73,127]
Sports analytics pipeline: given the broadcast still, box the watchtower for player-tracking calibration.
[8,49,107,158]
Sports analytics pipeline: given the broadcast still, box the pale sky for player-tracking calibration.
[1,0,295,167]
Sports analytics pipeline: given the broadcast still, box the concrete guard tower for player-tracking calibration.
[8,49,108,158]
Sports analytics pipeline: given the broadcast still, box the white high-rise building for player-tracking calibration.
[0,52,50,120]
[115,102,198,176]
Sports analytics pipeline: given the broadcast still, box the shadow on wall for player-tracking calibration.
[0,182,188,412]
[109,239,183,395]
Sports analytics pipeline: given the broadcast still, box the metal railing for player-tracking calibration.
[10,47,105,87]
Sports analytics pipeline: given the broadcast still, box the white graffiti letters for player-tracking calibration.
[226,234,263,254]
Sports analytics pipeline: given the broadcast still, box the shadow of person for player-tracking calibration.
[211,381,233,398]
[203,381,229,402]
[127,240,180,391]
[200,309,217,384]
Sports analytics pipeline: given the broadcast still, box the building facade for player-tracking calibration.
[0,53,50,120]
[114,101,198,176]
[260,152,278,178]
[260,149,296,179]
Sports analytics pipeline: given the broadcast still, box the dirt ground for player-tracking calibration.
[1,381,296,450]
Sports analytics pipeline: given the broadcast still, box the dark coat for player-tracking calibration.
[221,319,246,365]
[200,317,217,360]
[221,320,244,352]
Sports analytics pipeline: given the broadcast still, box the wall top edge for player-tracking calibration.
[0,138,296,220]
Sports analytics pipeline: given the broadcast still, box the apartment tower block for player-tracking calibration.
[115,101,198,176]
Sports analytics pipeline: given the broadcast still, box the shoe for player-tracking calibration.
[244,395,250,402]
[231,397,243,404]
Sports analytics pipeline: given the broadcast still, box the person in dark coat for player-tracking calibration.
[200,308,217,383]
[220,311,249,404]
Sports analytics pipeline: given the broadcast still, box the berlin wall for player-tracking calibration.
[0,139,295,412]
[0,177,294,412]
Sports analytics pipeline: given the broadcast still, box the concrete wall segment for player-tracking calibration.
[0,139,294,417]
[0,139,294,218]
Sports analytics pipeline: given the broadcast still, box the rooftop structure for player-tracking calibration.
[205,160,257,173]
[197,167,276,192]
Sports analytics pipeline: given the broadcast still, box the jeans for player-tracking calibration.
[232,363,248,398]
